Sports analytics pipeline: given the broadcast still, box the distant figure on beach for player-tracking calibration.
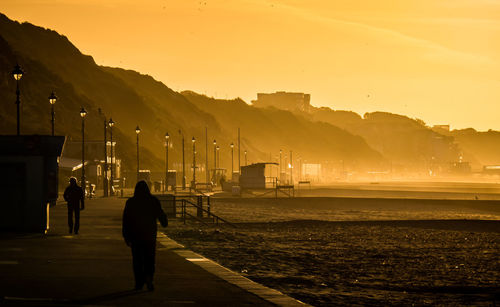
[63,177,84,234]
[122,181,168,291]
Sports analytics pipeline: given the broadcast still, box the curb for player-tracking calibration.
[157,232,309,307]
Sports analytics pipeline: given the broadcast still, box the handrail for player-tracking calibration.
[174,198,235,227]
[183,211,210,226]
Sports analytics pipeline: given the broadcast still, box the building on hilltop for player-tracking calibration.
[252,91,311,113]
[433,125,450,132]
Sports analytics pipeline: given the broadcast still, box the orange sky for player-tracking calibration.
[2,0,500,130]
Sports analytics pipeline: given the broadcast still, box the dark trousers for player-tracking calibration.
[67,204,80,233]
[131,240,156,287]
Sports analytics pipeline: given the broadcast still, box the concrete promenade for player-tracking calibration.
[0,197,303,306]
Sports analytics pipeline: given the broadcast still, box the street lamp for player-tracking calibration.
[80,107,87,197]
[192,137,196,188]
[12,64,24,135]
[178,130,187,189]
[136,126,141,183]
[216,145,220,170]
[279,149,282,181]
[165,132,169,192]
[102,113,108,197]
[48,91,57,136]
[244,150,247,166]
[230,142,234,175]
[108,118,115,195]
[213,140,217,183]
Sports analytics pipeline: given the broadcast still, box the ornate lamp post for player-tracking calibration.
[12,64,24,135]
[136,126,141,182]
[230,142,234,175]
[165,132,169,192]
[192,137,196,188]
[108,118,115,195]
[80,107,87,197]
[48,91,57,136]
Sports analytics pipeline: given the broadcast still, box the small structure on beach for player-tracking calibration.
[240,163,277,189]
[0,135,65,233]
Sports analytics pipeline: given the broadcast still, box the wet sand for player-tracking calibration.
[165,195,500,306]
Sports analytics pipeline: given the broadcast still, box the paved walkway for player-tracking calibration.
[0,197,304,306]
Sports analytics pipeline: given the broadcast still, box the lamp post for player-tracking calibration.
[192,137,196,188]
[216,145,220,169]
[165,132,169,192]
[103,115,108,197]
[108,118,115,195]
[48,91,57,136]
[205,128,209,184]
[279,149,282,181]
[213,140,217,182]
[80,107,87,197]
[244,150,247,166]
[180,131,186,189]
[136,126,141,183]
[12,64,24,135]
[230,142,234,176]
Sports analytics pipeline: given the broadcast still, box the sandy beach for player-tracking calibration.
[165,194,500,306]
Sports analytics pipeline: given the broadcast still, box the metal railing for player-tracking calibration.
[175,197,235,227]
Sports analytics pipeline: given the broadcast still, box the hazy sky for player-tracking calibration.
[2,0,500,130]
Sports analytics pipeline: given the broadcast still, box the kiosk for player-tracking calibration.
[0,135,65,233]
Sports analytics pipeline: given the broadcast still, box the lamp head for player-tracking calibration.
[165,132,169,140]
[80,107,87,118]
[12,64,23,81]
[135,126,141,134]
[230,143,234,148]
[108,118,115,127]
[192,137,195,143]
[49,91,57,105]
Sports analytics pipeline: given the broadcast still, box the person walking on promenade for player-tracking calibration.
[122,181,168,291]
[63,177,84,234]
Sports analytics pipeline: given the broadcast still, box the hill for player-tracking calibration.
[0,13,383,181]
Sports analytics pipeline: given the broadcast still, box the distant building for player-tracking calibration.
[483,165,500,175]
[60,140,121,192]
[252,91,311,113]
[449,161,471,174]
[433,125,450,132]
[302,163,321,182]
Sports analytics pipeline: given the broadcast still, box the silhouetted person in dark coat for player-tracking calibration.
[63,177,84,234]
[123,181,168,291]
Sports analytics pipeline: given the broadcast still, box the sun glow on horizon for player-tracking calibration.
[2,0,500,130]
